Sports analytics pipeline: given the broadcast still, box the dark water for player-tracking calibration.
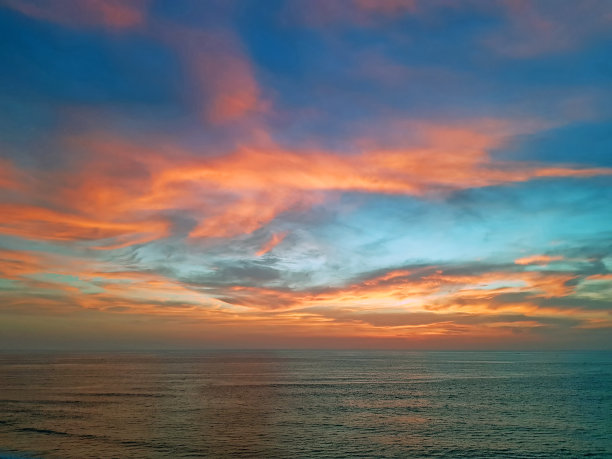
[0,351,610,458]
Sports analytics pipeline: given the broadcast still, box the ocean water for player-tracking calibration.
[0,351,610,458]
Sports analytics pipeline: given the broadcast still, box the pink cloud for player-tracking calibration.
[2,0,148,29]
[486,0,612,57]
[160,26,267,124]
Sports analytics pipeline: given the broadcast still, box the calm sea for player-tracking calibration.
[0,351,610,458]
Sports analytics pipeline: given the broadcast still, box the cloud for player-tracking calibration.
[283,0,419,27]
[182,261,585,316]
[256,232,288,256]
[1,240,609,344]
[0,203,169,249]
[515,254,564,266]
[1,0,611,349]
[0,248,45,278]
[160,26,267,124]
[0,157,25,192]
[354,0,418,15]
[2,117,610,248]
[1,0,148,29]
[486,0,612,57]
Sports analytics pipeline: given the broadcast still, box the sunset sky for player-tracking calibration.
[1,0,611,349]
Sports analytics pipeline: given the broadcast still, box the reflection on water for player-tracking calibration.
[0,351,611,458]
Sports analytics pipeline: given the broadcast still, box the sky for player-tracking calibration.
[0,0,611,350]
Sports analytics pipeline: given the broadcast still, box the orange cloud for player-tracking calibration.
[0,256,232,318]
[152,123,609,237]
[2,248,606,345]
[515,254,564,266]
[188,192,317,239]
[2,0,148,29]
[3,119,611,245]
[153,121,610,198]
[0,203,168,249]
[585,274,612,281]
[0,157,22,191]
[256,232,288,256]
[211,266,580,318]
[0,249,44,278]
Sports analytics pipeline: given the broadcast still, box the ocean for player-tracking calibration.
[0,351,610,458]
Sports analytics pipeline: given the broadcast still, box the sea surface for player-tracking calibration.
[0,351,610,458]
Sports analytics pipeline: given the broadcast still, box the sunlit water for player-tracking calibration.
[0,351,610,458]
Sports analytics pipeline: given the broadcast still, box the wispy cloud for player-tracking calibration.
[1,0,149,29]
